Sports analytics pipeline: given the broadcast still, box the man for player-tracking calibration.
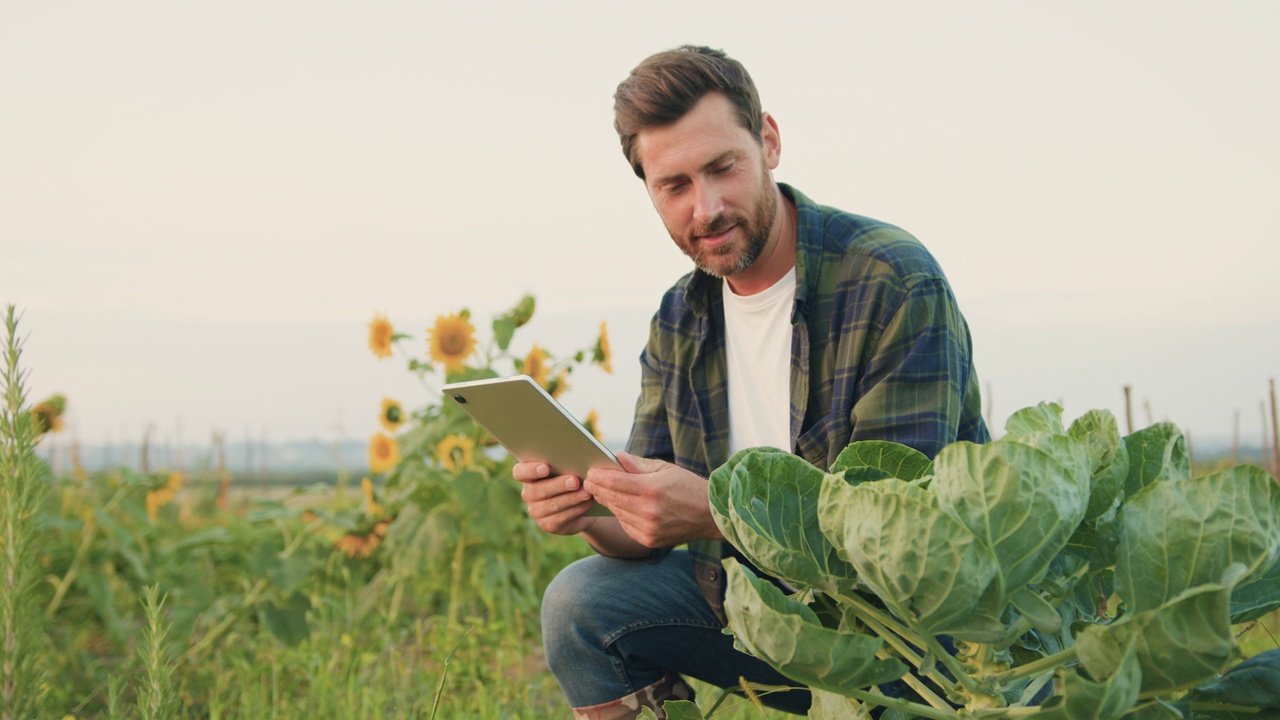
[513,45,988,719]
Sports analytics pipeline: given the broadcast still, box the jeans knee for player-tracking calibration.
[541,555,606,670]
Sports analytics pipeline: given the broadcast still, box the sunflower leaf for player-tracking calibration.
[492,317,516,351]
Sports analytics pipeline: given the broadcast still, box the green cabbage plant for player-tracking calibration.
[700,404,1280,719]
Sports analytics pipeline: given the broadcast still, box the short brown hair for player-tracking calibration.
[613,45,763,179]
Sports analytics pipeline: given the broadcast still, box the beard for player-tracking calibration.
[676,169,779,279]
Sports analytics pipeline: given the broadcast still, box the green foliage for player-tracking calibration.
[709,401,1280,718]
[138,586,179,720]
[2,306,52,719]
[10,297,622,717]
[363,295,610,628]
[722,557,906,694]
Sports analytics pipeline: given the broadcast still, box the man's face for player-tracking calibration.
[634,93,781,279]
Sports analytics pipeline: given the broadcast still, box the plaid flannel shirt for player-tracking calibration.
[624,184,990,622]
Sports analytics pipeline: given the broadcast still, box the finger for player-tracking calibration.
[512,462,551,483]
[531,494,595,524]
[615,450,641,473]
[520,475,584,506]
[614,451,664,474]
[583,474,638,512]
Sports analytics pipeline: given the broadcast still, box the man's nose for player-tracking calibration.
[691,181,724,225]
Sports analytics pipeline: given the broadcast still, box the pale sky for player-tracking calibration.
[3,1,1278,453]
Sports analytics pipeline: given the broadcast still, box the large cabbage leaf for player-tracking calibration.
[1231,551,1280,623]
[1078,570,1241,697]
[1004,401,1067,436]
[721,558,906,694]
[932,437,1090,607]
[1122,423,1190,497]
[830,440,932,481]
[1188,648,1280,710]
[1068,409,1129,522]
[708,448,856,593]
[1035,631,1142,720]
[1116,465,1280,613]
[818,475,1002,639]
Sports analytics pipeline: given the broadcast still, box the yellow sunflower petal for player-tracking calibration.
[435,434,475,472]
[524,344,549,388]
[428,313,477,373]
[368,314,395,359]
[368,433,401,474]
[379,398,405,432]
[584,409,604,442]
[595,321,613,374]
[548,370,570,399]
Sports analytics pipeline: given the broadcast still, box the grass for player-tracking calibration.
[5,302,1278,719]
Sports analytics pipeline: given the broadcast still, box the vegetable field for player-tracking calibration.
[4,299,1278,719]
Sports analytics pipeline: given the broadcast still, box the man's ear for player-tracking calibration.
[760,112,781,170]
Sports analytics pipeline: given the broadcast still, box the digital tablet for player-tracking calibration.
[441,374,620,516]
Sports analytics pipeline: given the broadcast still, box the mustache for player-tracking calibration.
[689,214,735,241]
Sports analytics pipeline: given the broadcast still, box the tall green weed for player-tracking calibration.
[2,306,52,719]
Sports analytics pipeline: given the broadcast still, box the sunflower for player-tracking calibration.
[379,398,405,433]
[145,471,185,522]
[508,294,536,327]
[360,477,382,516]
[32,395,66,434]
[593,322,613,374]
[145,487,174,522]
[584,409,604,442]
[547,369,570,399]
[336,520,390,559]
[368,433,400,474]
[435,434,475,471]
[428,313,477,373]
[524,344,549,387]
[368,314,395,359]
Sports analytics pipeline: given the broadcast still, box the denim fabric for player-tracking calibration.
[541,550,810,713]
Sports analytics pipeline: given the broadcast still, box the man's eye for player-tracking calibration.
[713,163,734,175]
[666,183,688,195]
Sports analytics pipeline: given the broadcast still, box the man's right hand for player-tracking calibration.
[512,461,599,536]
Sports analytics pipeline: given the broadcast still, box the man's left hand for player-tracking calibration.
[584,451,725,548]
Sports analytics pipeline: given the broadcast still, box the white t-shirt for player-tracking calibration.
[723,267,797,456]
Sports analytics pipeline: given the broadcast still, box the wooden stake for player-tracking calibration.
[1123,385,1133,435]
[213,431,231,510]
[1186,429,1194,473]
[1232,409,1240,465]
[984,381,994,432]
[1269,378,1279,477]
[140,423,154,473]
[1263,401,1271,471]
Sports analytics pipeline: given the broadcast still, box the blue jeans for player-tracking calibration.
[541,549,811,713]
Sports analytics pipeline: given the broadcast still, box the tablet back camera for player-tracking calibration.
[453,394,467,404]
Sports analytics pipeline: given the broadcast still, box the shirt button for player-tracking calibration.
[709,570,718,581]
